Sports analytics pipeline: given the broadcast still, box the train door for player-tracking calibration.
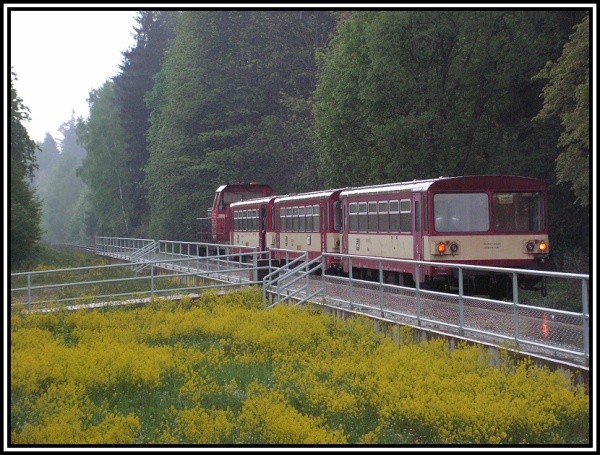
[320,201,327,253]
[412,192,424,282]
[340,199,349,273]
[259,204,267,252]
[275,205,281,252]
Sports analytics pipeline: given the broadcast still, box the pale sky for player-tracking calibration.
[7,7,139,144]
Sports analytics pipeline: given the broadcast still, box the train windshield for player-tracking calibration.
[434,193,489,232]
[492,192,545,232]
[223,190,266,205]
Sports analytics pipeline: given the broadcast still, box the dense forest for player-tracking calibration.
[18,9,589,272]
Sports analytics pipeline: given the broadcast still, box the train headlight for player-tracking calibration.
[538,241,548,252]
[526,241,535,252]
[450,242,459,254]
[437,242,446,254]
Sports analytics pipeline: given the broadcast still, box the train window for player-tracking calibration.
[252,209,258,231]
[306,206,312,232]
[293,207,299,232]
[368,202,378,232]
[378,201,389,232]
[349,203,358,232]
[223,190,267,205]
[389,200,399,233]
[299,206,306,231]
[233,211,238,230]
[434,193,489,232]
[358,202,368,232]
[493,192,545,232]
[286,208,292,232]
[400,200,411,233]
[280,208,286,231]
[313,205,320,232]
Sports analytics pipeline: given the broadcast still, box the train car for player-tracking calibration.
[339,176,549,299]
[273,189,344,270]
[197,182,274,245]
[230,196,277,259]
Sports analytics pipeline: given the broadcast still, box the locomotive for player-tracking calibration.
[197,176,549,299]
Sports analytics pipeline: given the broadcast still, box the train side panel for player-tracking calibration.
[230,196,276,258]
[339,176,549,296]
[274,190,343,270]
[209,183,274,244]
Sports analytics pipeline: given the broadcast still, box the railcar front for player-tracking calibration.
[206,182,274,245]
[339,176,549,299]
[274,189,343,271]
[424,175,549,298]
[230,196,276,260]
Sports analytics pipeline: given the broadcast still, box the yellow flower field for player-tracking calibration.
[10,289,589,445]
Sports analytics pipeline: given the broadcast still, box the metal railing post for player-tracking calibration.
[27,273,32,311]
[512,272,520,344]
[415,264,421,325]
[253,251,258,283]
[458,267,464,336]
[349,257,354,310]
[322,255,327,306]
[151,263,155,298]
[379,260,385,317]
[582,277,589,361]
[305,254,310,297]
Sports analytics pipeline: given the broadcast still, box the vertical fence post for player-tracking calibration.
[306,253,311,298]
[151,263,155,299]
[512,272,520,344]
[379,260,385,317]
[582,277,589,362]
[226,245,231,280]
[458,267,464,336]
[322,255,327,308]
[263,267,268,310]
[27,272,32,311]
[415,263,421,325]
[349,257,354,310]
[253,250,258,284]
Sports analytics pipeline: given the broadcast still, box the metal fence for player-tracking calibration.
[10,239,266,312]
[263,250,589,367]
[11,238,590,367]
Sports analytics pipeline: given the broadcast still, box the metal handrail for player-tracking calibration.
[32,238,589,367]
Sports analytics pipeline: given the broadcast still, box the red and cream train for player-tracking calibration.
[197,176,549,299]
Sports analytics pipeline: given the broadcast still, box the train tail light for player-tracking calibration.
[525,240,548,254]
[433,240,459,255]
